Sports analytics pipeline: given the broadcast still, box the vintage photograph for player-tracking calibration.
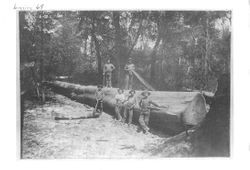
[19,10,231,158]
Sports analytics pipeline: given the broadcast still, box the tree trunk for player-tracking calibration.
[150,35,161,82]
[90,37,93,56]
[204,15,209,77]
[40,58,44,82]
[91,20,102,83]
[40,12,45,103]
[113,12,123,87]
[191,73,230,157]
[46,81,208,136]
[127,20,143,57]
[40,13,45,83]
[83,38,87,56]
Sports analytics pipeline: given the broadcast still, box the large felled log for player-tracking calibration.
[46,81,208,135]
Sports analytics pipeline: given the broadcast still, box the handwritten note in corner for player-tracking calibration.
[13,3,45,10]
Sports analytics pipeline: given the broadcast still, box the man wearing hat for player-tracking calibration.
[138,90,160,134]
[123,89,137,125]
[103,59,115,88]
[124,57,135,90]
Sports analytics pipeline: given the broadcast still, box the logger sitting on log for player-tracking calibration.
[94,85,104,115]
[115,88,125,121]
[103,59,115,88]
[123,89,136,126]
[138,90,161,134]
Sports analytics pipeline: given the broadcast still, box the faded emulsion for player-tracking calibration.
[19,10,231,158]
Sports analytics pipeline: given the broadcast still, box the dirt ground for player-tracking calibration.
[21,93,192,159]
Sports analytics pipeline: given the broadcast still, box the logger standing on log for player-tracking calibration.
[103,59,115,88]
[123,90,136,125]
[124,57,135,90]
[138,90,160,134]
[94,85,104,114]
[114,88,125,121]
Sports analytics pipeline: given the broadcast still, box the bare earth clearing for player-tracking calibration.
[21,93,192,159]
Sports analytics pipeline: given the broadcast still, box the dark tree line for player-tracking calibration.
[20,11,231,99]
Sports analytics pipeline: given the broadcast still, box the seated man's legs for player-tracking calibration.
[122,107,128,122]
[144,112,150,126]
[138,113,149,133]
[128,108,133,125]
[96,100,103,112]
[115,105,122,121]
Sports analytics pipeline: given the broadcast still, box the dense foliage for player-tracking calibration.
[20,11,231,98]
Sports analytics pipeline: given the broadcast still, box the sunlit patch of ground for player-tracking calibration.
[21,93,192,159]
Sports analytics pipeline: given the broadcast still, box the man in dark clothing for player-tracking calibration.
[138,90,160,134]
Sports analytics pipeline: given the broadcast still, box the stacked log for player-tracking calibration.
[46,81,208,135]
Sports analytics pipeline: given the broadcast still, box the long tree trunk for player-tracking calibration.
[40,13,45,83]
[202,15,210,90]
[90,36,93,56]
[204,13,210,78]
[40,12,45,102]
[46,81,208,136]
[83,38,87,56]
[113,12,123,87]
[91,20,102,83]
[150,35,161,82]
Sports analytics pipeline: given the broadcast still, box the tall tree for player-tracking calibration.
[113,11,123,86]
[20,11,57,101]
[79,11,113,84]
[91,14,102,80]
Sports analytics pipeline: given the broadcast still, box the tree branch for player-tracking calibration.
[127,20,143,57]
[128,14,136,33]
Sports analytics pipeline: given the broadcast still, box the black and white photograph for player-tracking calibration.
[18,10,231,159]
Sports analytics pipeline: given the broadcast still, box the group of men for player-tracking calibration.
[96,57,162,134]
[95,85,160,134]
[103,57,135,89]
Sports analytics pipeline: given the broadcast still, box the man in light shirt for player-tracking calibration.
[124,57,135,90]
[114,88,125,121]
[138,90,160,134]
[103,59,115,88]
[123,90,136,126]
[94,85,105,114]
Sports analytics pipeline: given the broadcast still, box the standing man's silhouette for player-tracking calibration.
[124,58,135,90]
[103,59,115,88]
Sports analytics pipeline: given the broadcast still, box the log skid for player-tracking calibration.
[46,81,208,135]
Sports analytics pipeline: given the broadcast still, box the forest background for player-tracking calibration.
[19,11,231,95]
